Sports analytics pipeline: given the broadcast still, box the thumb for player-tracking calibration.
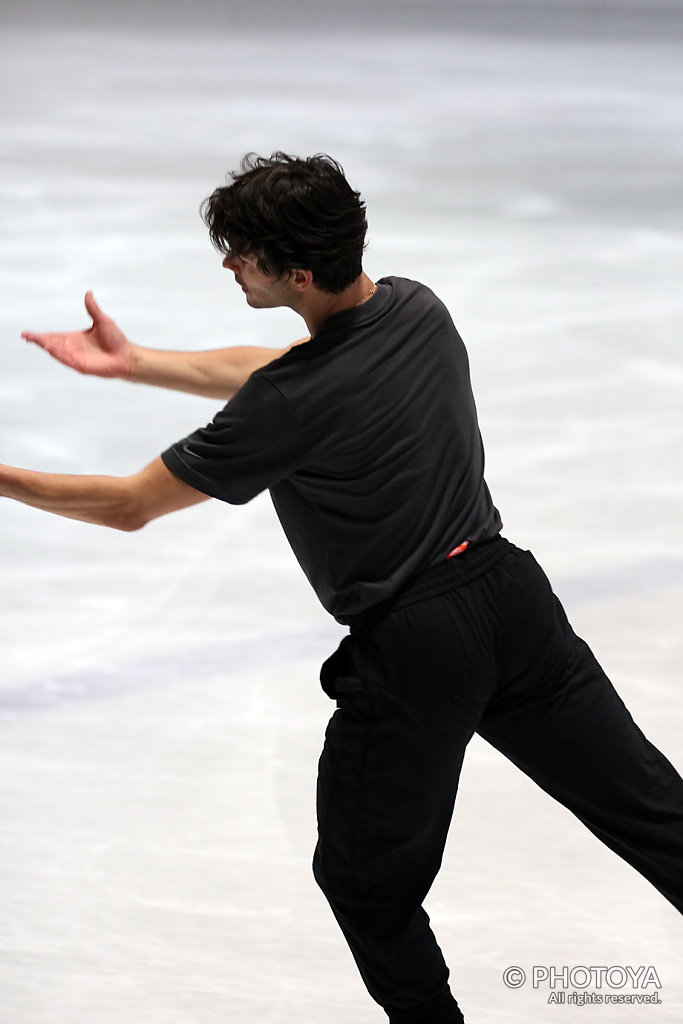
[84,290,104,324]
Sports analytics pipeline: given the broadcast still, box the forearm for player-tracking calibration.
[0,464,142,530]
[22,292,309,398]
[127,340,307,400]
[0,457,207,531]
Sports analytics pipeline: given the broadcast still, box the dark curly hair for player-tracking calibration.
[200,152,368,294]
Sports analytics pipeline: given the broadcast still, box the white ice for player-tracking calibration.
[1,6,682,1022]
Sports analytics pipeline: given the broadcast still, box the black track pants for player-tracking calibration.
[313,538,683,1024]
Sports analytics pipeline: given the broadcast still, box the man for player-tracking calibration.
[6,152,683,1024]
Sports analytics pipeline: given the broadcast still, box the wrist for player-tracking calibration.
[126,343,145,383]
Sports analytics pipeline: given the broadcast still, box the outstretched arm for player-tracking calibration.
[0,456,208,531]
[127,336,307,400]
[22,292,308,401]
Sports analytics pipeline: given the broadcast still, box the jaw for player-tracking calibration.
[244,283,299,313]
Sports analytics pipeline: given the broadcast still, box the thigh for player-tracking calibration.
[316,581,503,916]
[478,552,683,828]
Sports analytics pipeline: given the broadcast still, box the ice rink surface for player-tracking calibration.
[1,1,682,1021]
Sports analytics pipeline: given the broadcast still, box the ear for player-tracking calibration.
[290,268,314,292]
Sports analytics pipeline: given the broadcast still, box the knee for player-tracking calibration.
[313,843,411,940]
[312,843,369,926]
[312,843,343,905]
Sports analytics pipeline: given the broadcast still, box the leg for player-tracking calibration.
[314,566,508,1023]
[478,550,683,913]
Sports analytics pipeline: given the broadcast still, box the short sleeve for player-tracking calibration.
[161,375,306,504]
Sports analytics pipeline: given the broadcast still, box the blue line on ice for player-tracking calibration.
[1,556,682,717]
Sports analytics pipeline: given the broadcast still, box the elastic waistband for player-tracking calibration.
[347,535,512,632]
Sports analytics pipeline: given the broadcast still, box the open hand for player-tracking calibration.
[22,292,134,379]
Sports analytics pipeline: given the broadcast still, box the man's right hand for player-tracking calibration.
[22,291,134,379]
[22,293,309,400]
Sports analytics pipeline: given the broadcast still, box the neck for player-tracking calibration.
[299,273,376,335]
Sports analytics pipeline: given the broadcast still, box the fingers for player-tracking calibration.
[84,290,103,323]
[21,330,49,348]
[22,290,101,342]
[22,333,66,360]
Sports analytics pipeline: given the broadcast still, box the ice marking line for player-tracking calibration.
[551,555,683,607]
[0,626,343,717]
[1,555,682,718]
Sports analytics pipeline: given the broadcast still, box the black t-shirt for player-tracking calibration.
[161,276,502,622]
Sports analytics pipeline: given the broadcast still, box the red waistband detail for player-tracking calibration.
[446,541,470,559]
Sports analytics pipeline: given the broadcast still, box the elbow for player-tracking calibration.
[109,498,150,532]
[115,514,148,533]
